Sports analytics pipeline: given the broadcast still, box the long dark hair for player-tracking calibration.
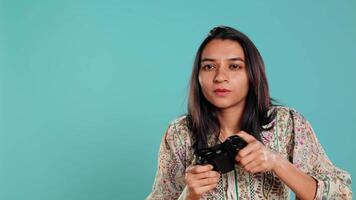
[187,26,280,152]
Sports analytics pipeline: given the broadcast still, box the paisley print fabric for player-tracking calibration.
[146,106,352,199]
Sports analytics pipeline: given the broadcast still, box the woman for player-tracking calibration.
[146,26,352,200]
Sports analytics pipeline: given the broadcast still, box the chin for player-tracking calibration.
[210,101,233,109]
[209,98,245,110]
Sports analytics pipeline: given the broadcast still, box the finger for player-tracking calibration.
[193,177,220,187]
[236,154,241,162]
[237,151,258,166]
[250,165,269,174]
[187,164,214,174]
[190,170,221,180]
[193,183,219,195]
[238,141,260,157]
[236,131,257,143]
[244,159,263,172]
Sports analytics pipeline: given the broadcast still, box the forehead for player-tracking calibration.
[201,39,245,60]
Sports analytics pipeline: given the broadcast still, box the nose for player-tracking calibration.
[213,68,228,83]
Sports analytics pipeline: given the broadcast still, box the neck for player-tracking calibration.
[217,102,245,137]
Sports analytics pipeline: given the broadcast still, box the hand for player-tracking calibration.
[235,131,280,174]
[184,164,220,200]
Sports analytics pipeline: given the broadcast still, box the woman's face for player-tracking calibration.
[198,39,249,110]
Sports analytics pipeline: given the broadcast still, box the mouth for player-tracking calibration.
[214,88,231,97]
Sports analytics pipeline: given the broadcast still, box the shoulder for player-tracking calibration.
[168,114,191,135]
[263,106,312,152]
[271,106,314,140]
[164,114,193,147]
[271,105,308,123]
[265,105,310,136]
[169,114,190,129]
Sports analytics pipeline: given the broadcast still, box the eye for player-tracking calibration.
[201,64,214,70]
[229,64,241,70]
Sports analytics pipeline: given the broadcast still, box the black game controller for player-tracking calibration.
[195,135,248,174]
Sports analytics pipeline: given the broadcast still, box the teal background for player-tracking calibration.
[1,1,355,199]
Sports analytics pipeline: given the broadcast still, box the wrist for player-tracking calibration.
[186,196,200,200]
[186,193,201,200]
[271,152,284,172]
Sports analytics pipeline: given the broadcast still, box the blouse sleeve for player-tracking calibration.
[289,109,352,199]
[146,121,190,200]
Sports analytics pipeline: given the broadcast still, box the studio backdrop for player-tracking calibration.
[0,0,355,199]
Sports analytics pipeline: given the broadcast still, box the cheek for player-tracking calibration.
[198,74,210,89]
[232,75,249,91]
[198,74,203,86]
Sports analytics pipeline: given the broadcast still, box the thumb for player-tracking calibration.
[236,131,256,143]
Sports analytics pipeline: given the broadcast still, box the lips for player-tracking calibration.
[213,88,231,97]
[214,88,231,92]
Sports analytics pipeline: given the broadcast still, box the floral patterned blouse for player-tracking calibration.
[146,106,352,199]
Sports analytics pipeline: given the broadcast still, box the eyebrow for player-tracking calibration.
[201,57,245,63]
